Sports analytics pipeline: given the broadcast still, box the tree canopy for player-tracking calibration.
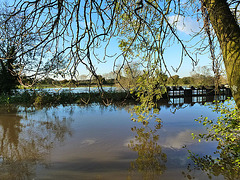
[1,0,240,106]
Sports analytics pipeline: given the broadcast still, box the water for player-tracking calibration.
[16,86,122,94]
[0,100,234,179]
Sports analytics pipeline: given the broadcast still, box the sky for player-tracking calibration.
[85,15,217,78]
[0,0,222,79]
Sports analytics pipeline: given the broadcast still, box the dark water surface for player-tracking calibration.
[0,100,229,179]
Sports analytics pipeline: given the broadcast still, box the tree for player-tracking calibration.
[0,45,18,94]
[2,1,240,107]
[102,72,117,80]
[92,75,106,85]
[0,5,20,93]
[167,75,179,86]
[0,3,69,91]
[0,4,43,92]
[189,66,215,87]
[180,77,191,85]
[203,0,240,107]
[116,62,142,90]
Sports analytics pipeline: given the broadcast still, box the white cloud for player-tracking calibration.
[168,15,200,34]
[123,137,138,147]
[124,130,197,150]
[161,130,197,149]
[81,138,97,145]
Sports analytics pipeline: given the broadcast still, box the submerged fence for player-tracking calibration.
[166,86,232,105]
[167,86,232,97]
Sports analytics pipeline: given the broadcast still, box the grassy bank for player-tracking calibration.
[0,90,137,107]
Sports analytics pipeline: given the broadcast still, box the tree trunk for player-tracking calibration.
[0,59,6,74]
[204,0,240,107]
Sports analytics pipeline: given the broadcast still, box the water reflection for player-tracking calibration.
[0,97,235,179]
[183,99,240,180]
[128,121,167,179]
[0,105,73,179]
[185,147,240,180]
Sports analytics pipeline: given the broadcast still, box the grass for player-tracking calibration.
[0,90,137,108]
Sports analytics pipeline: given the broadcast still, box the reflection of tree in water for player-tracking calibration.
[184,99,240,180]
[0,105,72,179]
[128,120,167,179]
[184,147,240,180]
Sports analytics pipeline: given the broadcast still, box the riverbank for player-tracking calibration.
[0,90,137,107]
[0,88,232,109]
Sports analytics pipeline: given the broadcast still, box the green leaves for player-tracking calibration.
[130,70,167,122]
[189,99,240,179]
[194,99,240,144]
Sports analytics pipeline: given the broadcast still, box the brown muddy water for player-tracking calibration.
[0,99,231,179]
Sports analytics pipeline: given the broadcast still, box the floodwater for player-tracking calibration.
[17,86,121,94]
[0,98,234,179]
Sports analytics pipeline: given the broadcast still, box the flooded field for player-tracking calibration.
[0,99,233,179]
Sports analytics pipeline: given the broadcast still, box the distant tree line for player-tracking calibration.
[24,65,227,89]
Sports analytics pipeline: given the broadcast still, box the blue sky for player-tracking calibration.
[82,15,217,78]
[0,0,220,78]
